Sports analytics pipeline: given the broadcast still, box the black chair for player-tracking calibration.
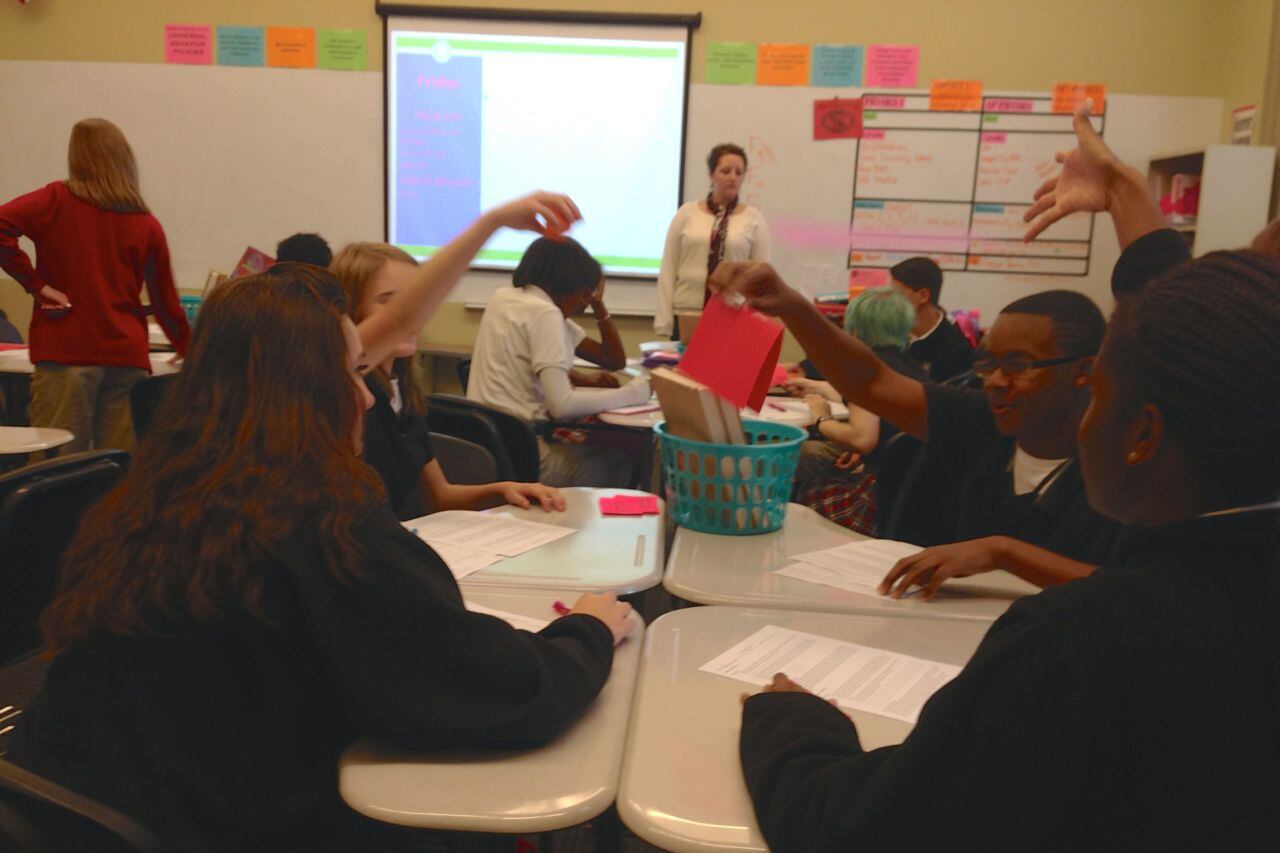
[0,759,166,853]
[128,374,178,442]
[430,432,498,485]
[426,395,540,483]
[455,357,472,394]
[0,451,130,666]
[875,433,959,546]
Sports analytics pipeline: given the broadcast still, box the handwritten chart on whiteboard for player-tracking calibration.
[850,94,1105,276]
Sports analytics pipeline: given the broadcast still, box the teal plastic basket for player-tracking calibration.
[179,295,202,324]
[656,418,805,535]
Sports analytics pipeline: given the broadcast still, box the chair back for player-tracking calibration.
[128,374,178,442]
[430,432,498,485]
[0,451,129,665]
[455,357,472,393]
[426,395,540,482]
[0,759,166,853]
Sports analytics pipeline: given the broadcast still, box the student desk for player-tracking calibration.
[664,502,1039,623]
[339,587,645,833]
[457,487,665,594]
[617,605,989,852]
[0,427,73,454]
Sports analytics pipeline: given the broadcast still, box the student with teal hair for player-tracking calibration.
[788,287,927,533]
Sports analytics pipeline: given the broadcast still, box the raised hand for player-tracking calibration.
[1022,100,1120,241]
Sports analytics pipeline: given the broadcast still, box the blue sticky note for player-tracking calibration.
[217,26,265,67]
[811,44,862,87]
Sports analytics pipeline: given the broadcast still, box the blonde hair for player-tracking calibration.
[65,118,148,213]
[329,242,425,415]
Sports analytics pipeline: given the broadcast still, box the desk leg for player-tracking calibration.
[590,806,622,853]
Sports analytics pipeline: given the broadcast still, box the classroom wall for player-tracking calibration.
[2,0,1274,362]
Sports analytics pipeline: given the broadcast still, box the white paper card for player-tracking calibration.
[464,601,551,633]
[785,539,924,591]
[406,511,575,557]
[700,624,961,723]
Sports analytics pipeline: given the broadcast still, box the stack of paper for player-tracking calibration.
[651,366,745,444]
[464,600,551,633]
[701,624,960,723]
[775,539,924,596]
[404,511,576,580]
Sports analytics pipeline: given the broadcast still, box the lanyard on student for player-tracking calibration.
[1198,500,1280,519]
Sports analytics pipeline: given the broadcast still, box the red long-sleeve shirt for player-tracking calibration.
[0,181,190,369]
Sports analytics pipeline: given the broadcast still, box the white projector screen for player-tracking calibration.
[384,13,691,277]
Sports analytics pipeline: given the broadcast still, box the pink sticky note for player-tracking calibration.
[679,296,784,411]
[599,495,660,516]
[165,24,213,65]
[865,44,918,88]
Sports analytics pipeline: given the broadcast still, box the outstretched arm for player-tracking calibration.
[358,192,581,367]
[709,262,929,440]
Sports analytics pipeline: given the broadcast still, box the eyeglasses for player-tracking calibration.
[972,352,1084,379]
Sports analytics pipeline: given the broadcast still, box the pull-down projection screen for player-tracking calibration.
[383,9,693,276]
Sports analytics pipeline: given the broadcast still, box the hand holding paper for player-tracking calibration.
[678,295,784,411]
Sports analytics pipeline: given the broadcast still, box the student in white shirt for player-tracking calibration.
[468,237,650,487]
[654,143,771,337]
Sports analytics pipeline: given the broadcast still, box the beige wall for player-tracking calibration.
[2,0,1274,350]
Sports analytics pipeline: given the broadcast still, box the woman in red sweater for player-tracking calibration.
[0,117,189,451]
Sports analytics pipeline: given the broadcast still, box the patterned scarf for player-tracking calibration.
[704,192,737,304]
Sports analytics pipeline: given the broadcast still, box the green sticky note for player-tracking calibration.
[706,42,756,85]
[318,28,366,71]
[983,114,1000,123]
[216,26,264,66]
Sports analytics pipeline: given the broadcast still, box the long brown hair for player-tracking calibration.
[65,118,148,214]
[330,242,426,417]
[42,264,385,655]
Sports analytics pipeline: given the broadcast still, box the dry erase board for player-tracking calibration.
[0,61,1221,320]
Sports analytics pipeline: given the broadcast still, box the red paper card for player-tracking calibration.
[229,246,275,280]
[679,296,784,411]
[599,495,660,516]
[814,97,862,140]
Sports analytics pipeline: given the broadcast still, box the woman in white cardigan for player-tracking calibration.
[654,143,771,337]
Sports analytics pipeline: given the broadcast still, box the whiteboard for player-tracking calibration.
[1,61,1221,321]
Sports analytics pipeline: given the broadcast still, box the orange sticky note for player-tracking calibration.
[266,26,316,68]
[756,44,810,86]
[929,79,983,111]
[1052,82,1106,114]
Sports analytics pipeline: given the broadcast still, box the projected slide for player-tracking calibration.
[387,25,688,276]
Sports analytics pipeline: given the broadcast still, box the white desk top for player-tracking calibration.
[340,587,645,833]
[0,347,179,376]
[0,426,74,454]
[599,396,848,429]
[665,503,1038,623]
[618,606,989,853]
[456,487,664,594]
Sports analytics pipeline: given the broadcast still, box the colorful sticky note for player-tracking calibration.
[810,44,862,87]
[850,268,891,289]
[266,26,317,69]
[814,98,863,140]
[705,42,757,85]
[599,495,660,516]
[865,44,918,88]
[216,26,265,66]
[165,24,212,65]
[680,296,784,412]
[756,44,810,86]
[929,79,983,111]
[318,28,366,71]
[229,247,275,280]
[1051,82,1106,114]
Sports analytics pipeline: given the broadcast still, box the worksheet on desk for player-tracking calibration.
[776,539,923,595]
[406,511,575,557]
[701,624,960,724]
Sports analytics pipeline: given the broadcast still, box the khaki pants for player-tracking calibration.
[537,437,634,488]
[30,363,147,453]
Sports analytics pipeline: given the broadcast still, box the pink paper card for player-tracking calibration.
[679,296,784,411]
[229,246,275,280]
[165,25,213,65]
[599,495,660,516]
[865,44,918,88]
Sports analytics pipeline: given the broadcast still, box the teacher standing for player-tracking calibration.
[654,143,771,337]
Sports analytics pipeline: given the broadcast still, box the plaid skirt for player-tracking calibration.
[794,470,878,535]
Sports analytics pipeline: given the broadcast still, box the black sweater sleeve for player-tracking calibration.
[739,600,1105,852]
[1111,228,1190,297]
[286,509,615,749]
